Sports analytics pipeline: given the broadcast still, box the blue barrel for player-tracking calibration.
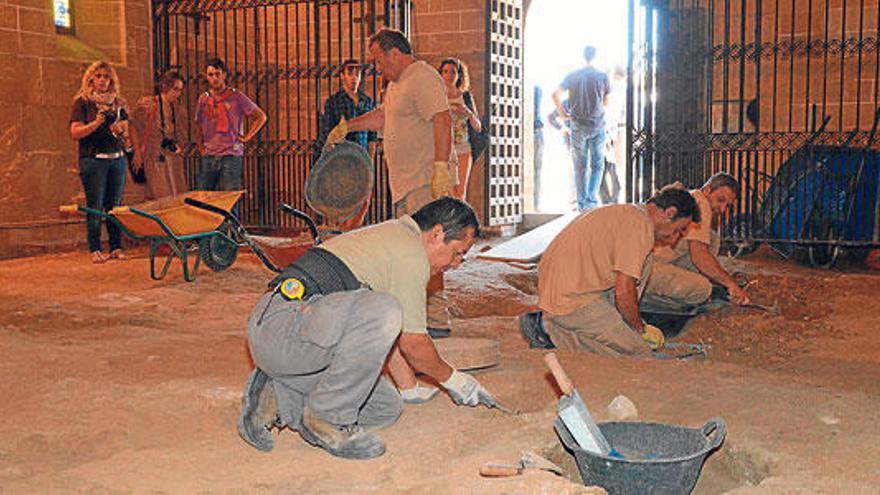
[556,417,726,495]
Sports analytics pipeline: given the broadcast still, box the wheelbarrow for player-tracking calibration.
[60,190,248,281]
[61,191,321,281]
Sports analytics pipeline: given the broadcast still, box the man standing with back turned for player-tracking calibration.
[553,45,611,211]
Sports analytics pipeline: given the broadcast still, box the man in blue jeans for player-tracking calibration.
[552,45,611,211]
[195,57,267,214]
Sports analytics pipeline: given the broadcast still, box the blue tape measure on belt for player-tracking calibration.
[278,277,305,301]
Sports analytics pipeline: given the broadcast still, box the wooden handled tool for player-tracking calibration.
[479,464,523,477]
[544,353,613,455]
[544,352,575,395]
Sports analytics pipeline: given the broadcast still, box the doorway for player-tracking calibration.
[524,0,629,213]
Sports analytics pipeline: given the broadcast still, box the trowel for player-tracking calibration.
[544,353,613,456]
[479,451,564,477]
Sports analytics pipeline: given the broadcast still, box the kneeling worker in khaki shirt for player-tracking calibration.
[641,173,750,313]
[535,188,700,356]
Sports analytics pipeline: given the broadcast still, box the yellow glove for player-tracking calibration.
[431,160,451,198]
[641,324,665,350]
[325,118,348,149]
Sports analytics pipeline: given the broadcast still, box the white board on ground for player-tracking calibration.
[477,212,578,263]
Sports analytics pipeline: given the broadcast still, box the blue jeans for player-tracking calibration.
[571,124,606,211]
[78,156,126,253]
[198,155,244,215]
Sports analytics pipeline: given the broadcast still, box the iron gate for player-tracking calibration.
[628,0,880,259]
[152,0,412,230]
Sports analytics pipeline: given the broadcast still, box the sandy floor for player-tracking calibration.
[0,244,878,493]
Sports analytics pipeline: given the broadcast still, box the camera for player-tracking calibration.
[100,109,117,125]
[160,137,179,153]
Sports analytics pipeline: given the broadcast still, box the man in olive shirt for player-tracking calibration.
[527,188,699,356]
[237,198,497,460]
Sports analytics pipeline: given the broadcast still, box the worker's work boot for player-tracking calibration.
[300,409,386,460]
[237,367,279,452]
[519,311,555,349]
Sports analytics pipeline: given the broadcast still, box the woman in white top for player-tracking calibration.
[438,58,481,200]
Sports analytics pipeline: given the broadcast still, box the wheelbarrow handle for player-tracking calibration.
[701,417,727,451]
[278,203,320,244]
[184,197,235,221]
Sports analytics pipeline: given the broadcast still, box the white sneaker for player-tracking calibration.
[400,384,440,404]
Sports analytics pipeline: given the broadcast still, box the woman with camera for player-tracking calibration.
[132,71,187,200]
[69,61,132,264]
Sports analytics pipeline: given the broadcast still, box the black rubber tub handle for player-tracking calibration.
[701,417,727,451]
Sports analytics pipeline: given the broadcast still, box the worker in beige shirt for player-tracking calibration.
[325,28,454,211]
[238,197,497,460]
[641,173,751,313]
[526,188,699,356]
[324,29,456,391]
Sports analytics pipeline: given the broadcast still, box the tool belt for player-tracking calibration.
[268,247,361,300]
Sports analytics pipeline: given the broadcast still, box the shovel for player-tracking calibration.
[479,450,564,477]
[544,353,613,456]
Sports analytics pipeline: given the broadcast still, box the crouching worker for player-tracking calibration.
[641,173,750,314]
[521,188,699,356]
[237,197,497,460]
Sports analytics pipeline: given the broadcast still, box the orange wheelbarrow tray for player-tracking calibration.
[61,190,245,282]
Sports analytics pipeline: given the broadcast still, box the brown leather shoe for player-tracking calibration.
[300,409,386,460]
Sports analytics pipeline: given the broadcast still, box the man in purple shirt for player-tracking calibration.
[195,57,267,206]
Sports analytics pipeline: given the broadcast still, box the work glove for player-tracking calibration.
[442,370,492,407]
[431,160,451,198]
[325,118,348,149]
[399,383,439,404]
[641,324,665,350]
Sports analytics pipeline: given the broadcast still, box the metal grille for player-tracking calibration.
[627,0,880,254]
[485,0,523,226]
[152,0,412,230]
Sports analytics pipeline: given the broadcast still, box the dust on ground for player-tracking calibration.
[0,243,878,493]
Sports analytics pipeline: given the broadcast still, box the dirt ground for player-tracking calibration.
[1,242,879,493]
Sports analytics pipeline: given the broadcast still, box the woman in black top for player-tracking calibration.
[69,61,131,263]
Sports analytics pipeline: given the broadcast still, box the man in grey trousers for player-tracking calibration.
[237,197,497,460]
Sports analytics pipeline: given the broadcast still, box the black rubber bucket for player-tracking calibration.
[556,417,726,495]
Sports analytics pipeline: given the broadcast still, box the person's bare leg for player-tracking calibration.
[452,152,472,200]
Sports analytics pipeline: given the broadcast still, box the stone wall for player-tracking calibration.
[0,0,152,258]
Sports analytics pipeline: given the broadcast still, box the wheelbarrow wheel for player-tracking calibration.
[199,233,239,272]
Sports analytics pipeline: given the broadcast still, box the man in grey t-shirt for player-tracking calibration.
[552,45,611,211]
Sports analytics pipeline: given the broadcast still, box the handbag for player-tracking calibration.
[463,91,489,161]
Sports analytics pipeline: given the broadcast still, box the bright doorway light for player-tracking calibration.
[525,0,628,212]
